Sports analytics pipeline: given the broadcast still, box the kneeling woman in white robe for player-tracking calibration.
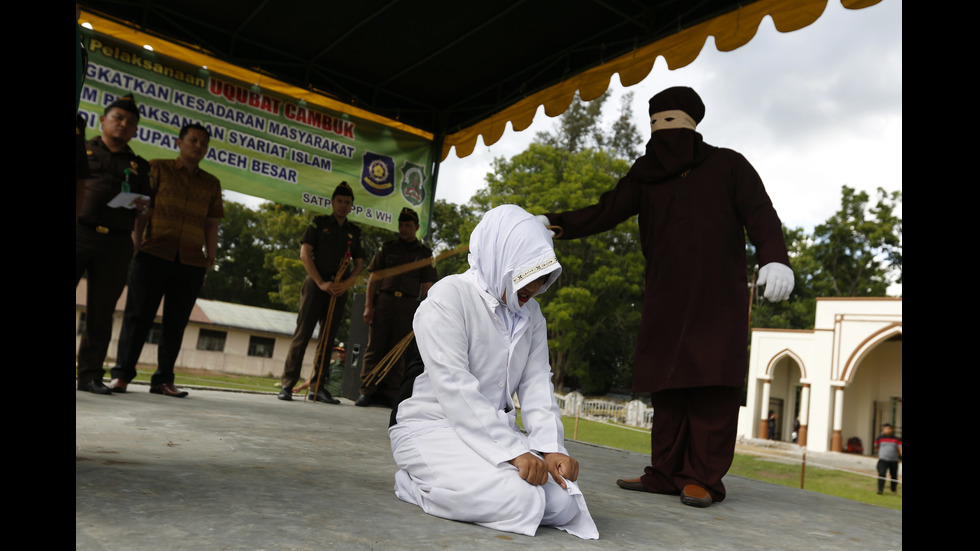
[388,205,599,539]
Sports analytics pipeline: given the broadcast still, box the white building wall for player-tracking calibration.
[76,311,319,380]
[739,298,901,455]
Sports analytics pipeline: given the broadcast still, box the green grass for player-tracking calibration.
[560,416,652,454]
[728,454,902,510]
[114,371,901,511]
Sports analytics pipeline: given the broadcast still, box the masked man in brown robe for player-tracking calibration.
[542,86,794,508]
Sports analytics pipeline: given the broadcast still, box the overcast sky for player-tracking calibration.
[434,0,902,234]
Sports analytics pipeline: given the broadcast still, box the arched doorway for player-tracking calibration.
[758,350,807,444]
[838,327,903,455]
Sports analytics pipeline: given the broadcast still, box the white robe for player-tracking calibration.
[388,206,597,539]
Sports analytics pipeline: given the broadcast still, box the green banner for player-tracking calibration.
[79,29,435,235]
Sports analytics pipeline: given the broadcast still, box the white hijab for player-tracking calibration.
[467,205,562,324]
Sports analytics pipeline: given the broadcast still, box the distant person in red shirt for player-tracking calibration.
[873,423,902,494]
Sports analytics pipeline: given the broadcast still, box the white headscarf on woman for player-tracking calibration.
[467,205,562,328]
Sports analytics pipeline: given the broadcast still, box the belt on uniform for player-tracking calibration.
[78,221,130,236]
[380,289,417,299]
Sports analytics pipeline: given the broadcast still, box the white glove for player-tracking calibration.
[536,214,555,236]
[757,263,794,302]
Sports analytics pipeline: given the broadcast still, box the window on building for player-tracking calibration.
[248,336,275,358]
[197,329,227,352]
[77,312,86,334]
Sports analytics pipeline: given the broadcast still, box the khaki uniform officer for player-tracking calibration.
[278,182,365,404]
[357,207,437,407]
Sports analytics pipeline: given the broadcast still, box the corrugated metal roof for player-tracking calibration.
[194,299,307,337]
[76,278,309,338]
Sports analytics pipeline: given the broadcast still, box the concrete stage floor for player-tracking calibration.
[76,386,901,550]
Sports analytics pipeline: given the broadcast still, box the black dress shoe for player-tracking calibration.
[106,378,128,393]
[309,389,340,404]
[78,379,113,395]
[354,394,371,407]
[149,383,189,397]
[278,387,293,401]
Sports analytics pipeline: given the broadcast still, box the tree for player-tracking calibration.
[260,203,316,311]
[747,226,820,330]
[428,199,479,278]
[536,91,640,160]
[811,186,902,297]
[203,201,281,309]
[748,186,902,331]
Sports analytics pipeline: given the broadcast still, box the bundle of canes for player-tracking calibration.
[361,330,415,387]
[305,256,351,402]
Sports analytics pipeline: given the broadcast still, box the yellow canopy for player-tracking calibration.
[79,0,881,162]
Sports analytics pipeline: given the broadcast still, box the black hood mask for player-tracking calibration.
[627,86,717,183]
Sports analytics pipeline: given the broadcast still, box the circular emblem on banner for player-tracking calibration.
[360,152,396,196]
[401,165,426,206]
[369,160,389,182]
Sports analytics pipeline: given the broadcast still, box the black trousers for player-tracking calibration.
[359,293,417,399]
[640,386,742,502]
[76,224,133,384]
[111,252,205,385]
[876,460,899,492]
[280,276,348,390]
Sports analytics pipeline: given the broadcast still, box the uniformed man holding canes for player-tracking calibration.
[278,182,366,404]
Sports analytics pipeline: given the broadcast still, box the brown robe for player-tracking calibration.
[547,145,789,393]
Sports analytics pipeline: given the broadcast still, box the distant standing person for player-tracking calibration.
[76,93,152,394]
[277,182,365,404]
[357,207,437,407]
[873,423,902,494]
[325,346,347,398]
[767,410,777,440]
[107,122,224,398]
